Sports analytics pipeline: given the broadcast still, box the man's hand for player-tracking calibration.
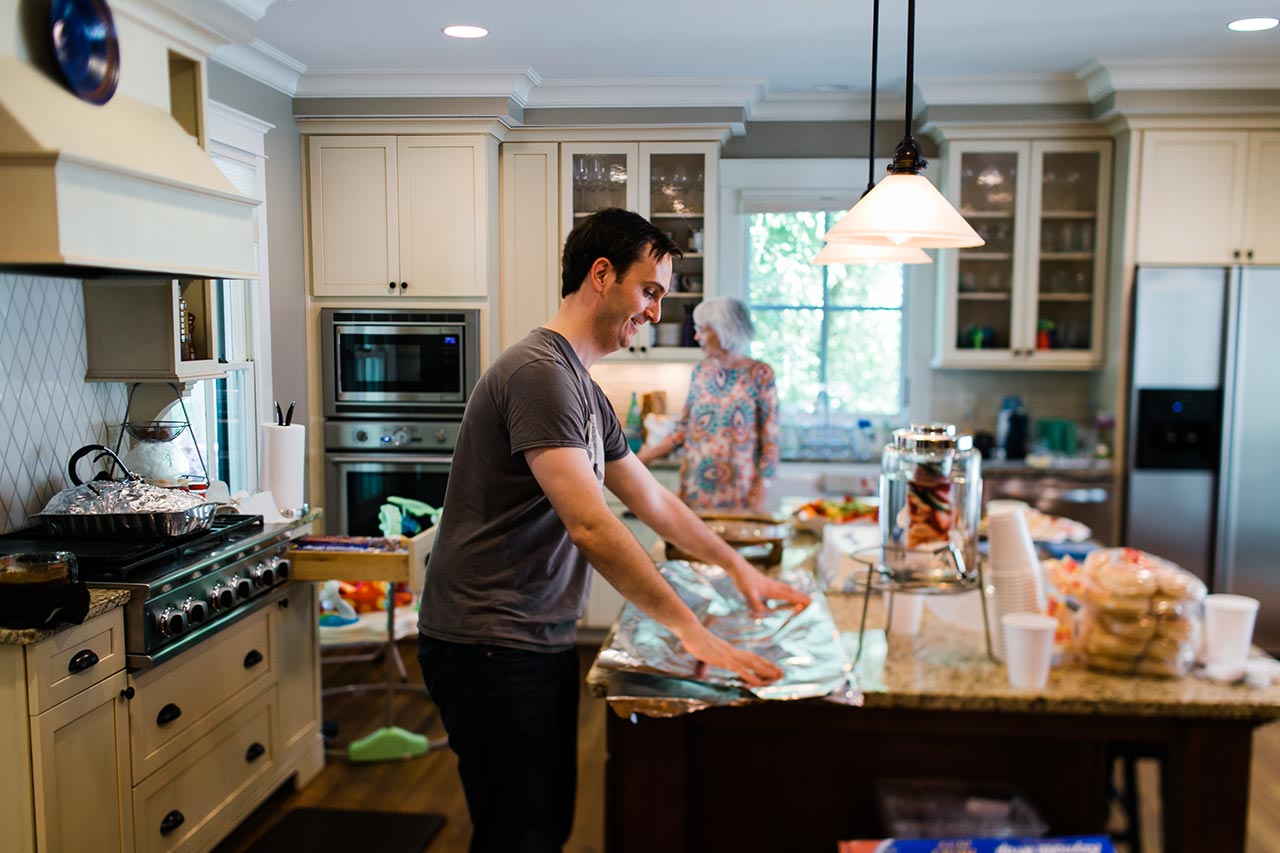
[730,562,811,616]
[677,625,783,687]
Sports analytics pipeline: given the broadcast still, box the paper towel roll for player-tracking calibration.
[260,424,305,512]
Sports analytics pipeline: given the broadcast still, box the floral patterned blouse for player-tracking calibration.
[669,357,780,511]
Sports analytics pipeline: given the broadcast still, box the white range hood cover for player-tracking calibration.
[0,56,259,279]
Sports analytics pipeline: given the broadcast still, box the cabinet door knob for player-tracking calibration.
[160,810,185,836]
[278,597,290,610]
[1247,249,1254,261]
[120,686,135,701]
[243,649,264,669]
[388,281,396,291]
[400,281,408,291]
[156,702,183,726]
[1233,250,1241,260]
[68,649,99,674]
[245,741,267,763]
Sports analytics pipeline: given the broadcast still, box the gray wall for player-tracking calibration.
[207,62,308,428]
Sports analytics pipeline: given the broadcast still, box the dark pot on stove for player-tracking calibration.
[0,551,91,630]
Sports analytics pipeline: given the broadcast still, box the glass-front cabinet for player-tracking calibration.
[934,139,1110,369]
[560,141,717,359]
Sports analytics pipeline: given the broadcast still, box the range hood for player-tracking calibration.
[0,56,259,279]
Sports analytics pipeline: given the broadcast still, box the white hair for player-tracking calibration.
[692,297,755,356]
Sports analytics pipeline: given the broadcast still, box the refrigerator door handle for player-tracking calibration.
[1215,267,1243,593]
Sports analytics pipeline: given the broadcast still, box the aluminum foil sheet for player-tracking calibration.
[596,560,853,702]
[42,478,205,514]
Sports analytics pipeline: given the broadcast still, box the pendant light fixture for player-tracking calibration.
[814,0,932,266]
[822,0,983,249]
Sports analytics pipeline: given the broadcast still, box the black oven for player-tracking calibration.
[321,308,481,419]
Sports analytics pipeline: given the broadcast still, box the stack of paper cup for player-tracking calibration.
[985,506,1048,661]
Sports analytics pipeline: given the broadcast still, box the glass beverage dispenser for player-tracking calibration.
[877,423,983,590]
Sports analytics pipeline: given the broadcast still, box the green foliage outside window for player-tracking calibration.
[747,211,904,417]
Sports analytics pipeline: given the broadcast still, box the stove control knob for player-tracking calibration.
[182,597,208,627]
[251,562,276,588]
[389,427,411,447]
[210,584,236,611]
[275,558,291,582]
[355,429,369,443]
[156,606,188,638]
[231,575,253,601]
[434,428,448,444]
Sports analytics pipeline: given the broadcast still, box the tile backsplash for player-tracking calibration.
[0,274,126,533]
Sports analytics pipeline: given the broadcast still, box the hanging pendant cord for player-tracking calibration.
[865,0,879,195]
[904,0,915,133]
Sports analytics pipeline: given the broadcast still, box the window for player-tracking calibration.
[747,210,905,419]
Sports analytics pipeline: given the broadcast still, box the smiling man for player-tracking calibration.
[417,208,810,852]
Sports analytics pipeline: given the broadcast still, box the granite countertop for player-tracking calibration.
[587,541,1280,721]
[0,588,132,646]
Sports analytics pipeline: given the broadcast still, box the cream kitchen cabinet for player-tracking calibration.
[1135,130,1280,265]
[499,142,561,351]
[308,134,499,298]
[0,608,134,853]
[934,139,1111,370]
[84,279,226,384]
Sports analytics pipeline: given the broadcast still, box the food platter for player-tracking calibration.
[49,0,120,105]
[791,495,878,532]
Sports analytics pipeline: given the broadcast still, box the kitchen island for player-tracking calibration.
[587,542,1280,853]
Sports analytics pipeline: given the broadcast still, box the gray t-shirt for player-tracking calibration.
[418,328,629,651]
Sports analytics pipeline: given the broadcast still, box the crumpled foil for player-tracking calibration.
[42,478,205,514]
[596,560,853,702]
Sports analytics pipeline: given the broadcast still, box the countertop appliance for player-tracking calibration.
[320,308,481,420]
[1125,265,1280,648]
[0,514,298,669]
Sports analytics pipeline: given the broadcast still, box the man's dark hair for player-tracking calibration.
[561,208,682,298]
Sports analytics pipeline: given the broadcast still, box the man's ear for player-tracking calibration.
[589,257,613,293]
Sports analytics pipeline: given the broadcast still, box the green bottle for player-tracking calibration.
[625,392,644,453]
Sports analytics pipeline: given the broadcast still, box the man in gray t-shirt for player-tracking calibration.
[417,209,809,853]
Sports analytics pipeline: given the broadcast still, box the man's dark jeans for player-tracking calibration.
[418,634,580,853]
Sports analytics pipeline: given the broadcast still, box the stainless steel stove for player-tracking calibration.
[0,514,306,669]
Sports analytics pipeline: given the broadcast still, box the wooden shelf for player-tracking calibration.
[957,292,1012,301]
[1040,210,1096,219]
[1039,252,1094,261]
[1037,293,1093,302]
[958,210,1015,219]
[958,252,1012,261]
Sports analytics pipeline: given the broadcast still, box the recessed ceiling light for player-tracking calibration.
[1227,17,1278,32]
[442,25,488,38]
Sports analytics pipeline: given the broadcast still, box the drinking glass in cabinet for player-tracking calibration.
[960,153,1017,213]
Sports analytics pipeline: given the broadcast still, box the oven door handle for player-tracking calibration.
[326,454,454,466]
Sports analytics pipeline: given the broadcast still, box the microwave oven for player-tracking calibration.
[321,308,481,419]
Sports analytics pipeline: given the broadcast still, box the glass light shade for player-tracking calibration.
[823,173,985,248]
[812,242,932,265]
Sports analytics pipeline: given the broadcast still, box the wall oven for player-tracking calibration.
[323,420,457,536]
[321,308,481,419]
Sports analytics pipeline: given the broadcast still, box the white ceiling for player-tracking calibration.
[233,0,1280,107]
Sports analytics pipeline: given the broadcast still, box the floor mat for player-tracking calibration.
[243,808,445,853]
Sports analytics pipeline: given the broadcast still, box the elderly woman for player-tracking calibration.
[638,297,780,511]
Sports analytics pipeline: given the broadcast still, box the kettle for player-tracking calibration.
[995,396,1029,460]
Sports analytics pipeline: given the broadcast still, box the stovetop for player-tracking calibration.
[0,514,266,584]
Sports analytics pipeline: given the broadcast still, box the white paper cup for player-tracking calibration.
[889,593,925,636]
[1203,594,1260,670]
[1002,612,1057,690]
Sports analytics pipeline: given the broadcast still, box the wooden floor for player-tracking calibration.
[215,640,1280,853]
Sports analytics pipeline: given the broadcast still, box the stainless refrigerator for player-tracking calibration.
[1126,266,1280,649]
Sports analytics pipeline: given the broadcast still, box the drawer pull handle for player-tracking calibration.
[120,686,135,701]
[156,703,183,725]
[160,809,185,836]
[245,741,266,763]
[244,649,264,669]
[68,649,99,674]
[278,597,290,610]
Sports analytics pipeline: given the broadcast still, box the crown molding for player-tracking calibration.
[522,77,766,110]
[212,39,307,96]
[917,73,1090,106]
[1080,57,1280,101]
[292,67,542,102]
[747,91,906,122]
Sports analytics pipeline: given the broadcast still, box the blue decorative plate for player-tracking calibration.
[49,0,120,105]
